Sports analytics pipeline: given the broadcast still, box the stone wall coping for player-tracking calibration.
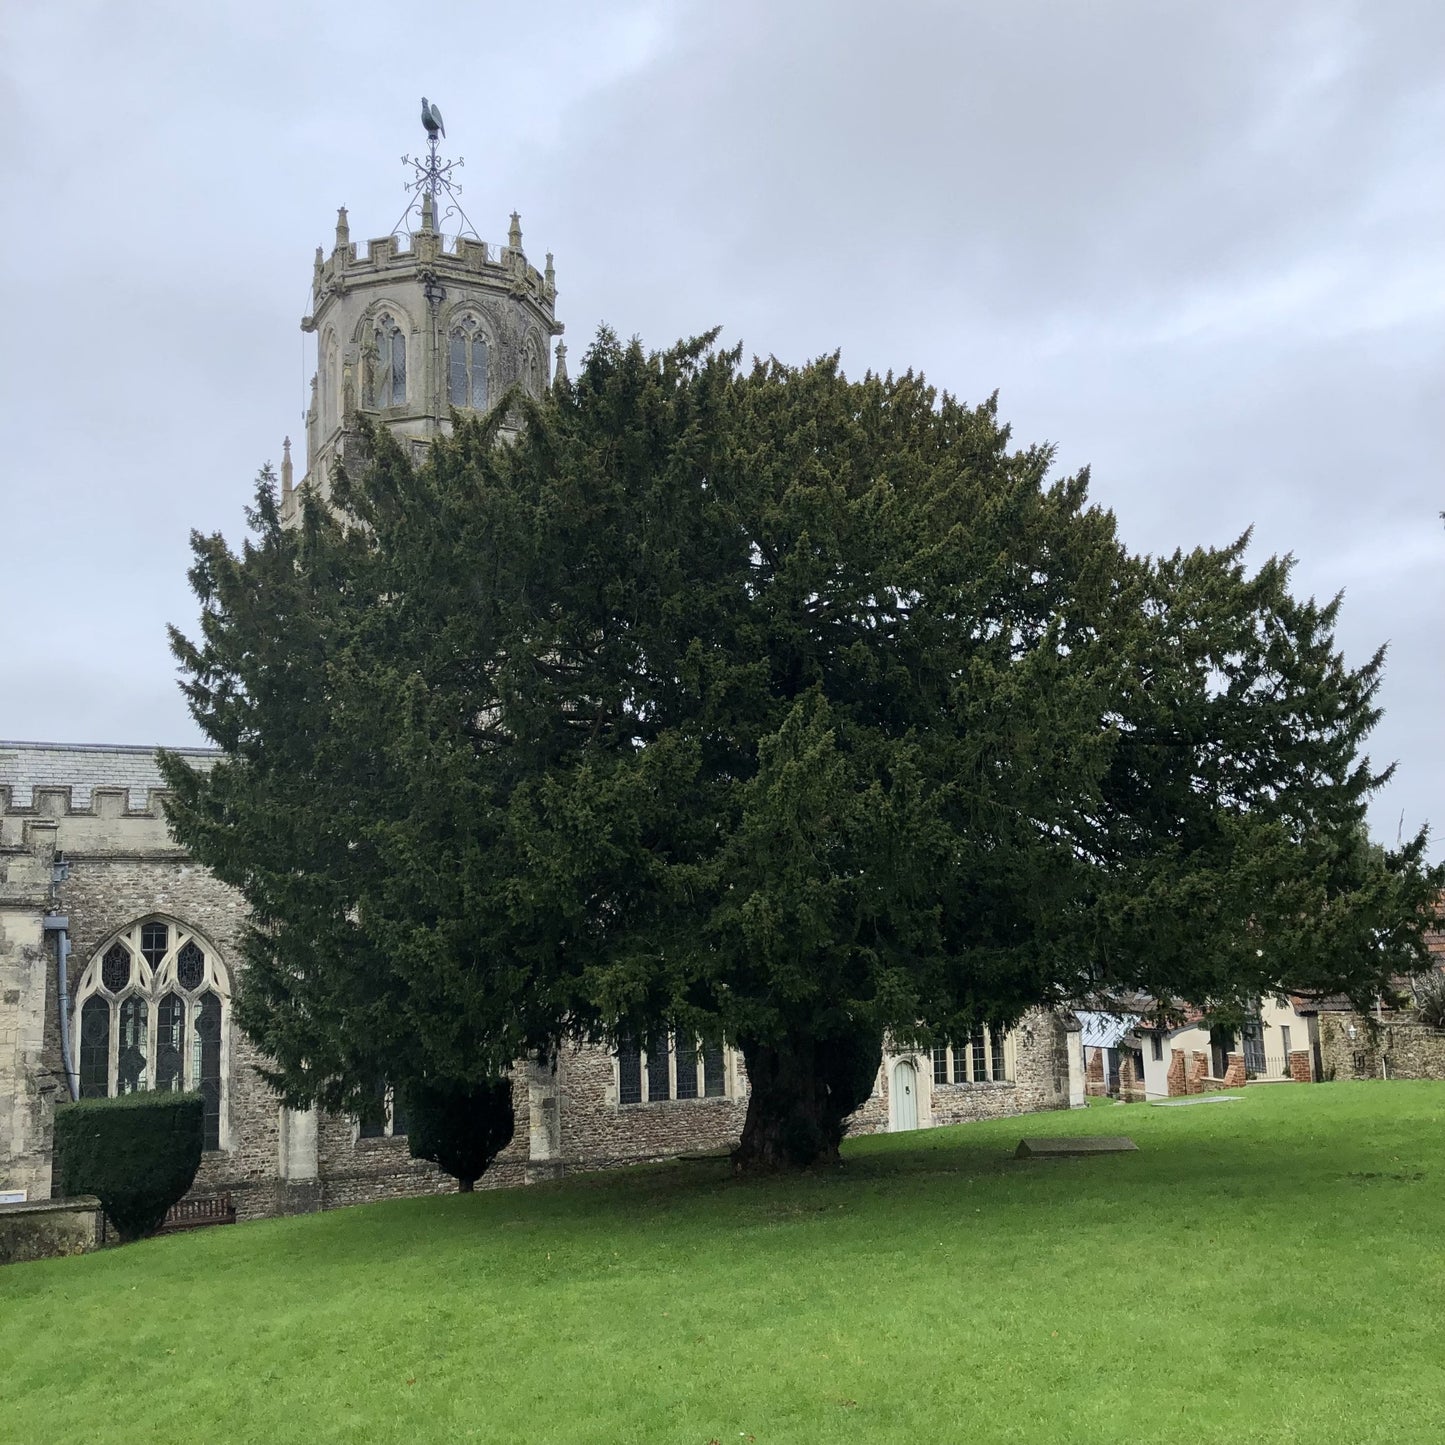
[0,1195,101,1217]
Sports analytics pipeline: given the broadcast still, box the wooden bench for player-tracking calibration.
[160,1193,236,1233]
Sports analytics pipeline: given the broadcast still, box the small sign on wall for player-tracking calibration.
[0,1190,28,1205]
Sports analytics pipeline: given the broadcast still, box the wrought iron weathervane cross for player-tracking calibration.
[396,96,480,241]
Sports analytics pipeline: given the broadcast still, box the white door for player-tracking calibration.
[892,1060,919,1131]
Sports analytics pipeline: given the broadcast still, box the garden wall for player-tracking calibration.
[0,1195,102,1265]
[1319,1015,1445,1081]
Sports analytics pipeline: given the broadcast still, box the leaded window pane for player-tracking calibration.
[448,330,467,406]
[972,1030,988,1082]
[156,993,185,1091]
[932,1045,949,1086]
[675,1045,699,1100]
[117,996,148,1094]
[79,995,110,1099]
[390,327,406,405]
[176,940,205,991]
[645,1040,670,1103]
[950,1045,967,1084]
[195,992,222,1150]
[140,921,169,967]
[101,942,131,993]
[617,1041,642,1105]
[702,1047,726,1098]
[470,336,488,408]
[991,1031,1007,1082]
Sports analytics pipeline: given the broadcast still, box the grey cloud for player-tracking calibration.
[0,0,1438,855]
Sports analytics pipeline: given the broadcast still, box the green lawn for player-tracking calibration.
[4,1083,1443,1444]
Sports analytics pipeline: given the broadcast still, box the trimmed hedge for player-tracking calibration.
[401,1077,515,1192]
[53,1092,204,1241]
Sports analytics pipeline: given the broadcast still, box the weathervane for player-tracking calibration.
[395,96,480,240]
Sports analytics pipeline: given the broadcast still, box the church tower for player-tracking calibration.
[284,108,565,524]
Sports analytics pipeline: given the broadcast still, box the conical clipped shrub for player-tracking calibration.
[400,1077,515,1192]
[53,1092,203,1241]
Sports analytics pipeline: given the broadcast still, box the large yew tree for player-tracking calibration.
[163,332,1442,1168]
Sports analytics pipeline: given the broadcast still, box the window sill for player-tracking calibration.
[615,1096,733,1109]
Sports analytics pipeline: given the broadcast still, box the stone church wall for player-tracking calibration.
[3,747,1078,1224]
[848,1009,1071,1136]
[555,1041,750,1166]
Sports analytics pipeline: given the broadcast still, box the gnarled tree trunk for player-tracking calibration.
[734,1023,882,1172]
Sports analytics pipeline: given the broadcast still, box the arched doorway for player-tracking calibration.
[891,1060,919,1131]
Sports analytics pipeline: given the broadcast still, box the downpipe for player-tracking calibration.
[43,915,79,1102]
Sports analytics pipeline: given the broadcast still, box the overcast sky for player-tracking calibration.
[1,1,1440,855]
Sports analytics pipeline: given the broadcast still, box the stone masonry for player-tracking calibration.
[2,743,1079,1221]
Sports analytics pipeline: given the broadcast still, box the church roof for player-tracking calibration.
[0,740,218,812]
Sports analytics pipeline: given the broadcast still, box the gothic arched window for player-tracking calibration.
[73,919,231,1150]
[447,316,489,410]
[371,312,407,408]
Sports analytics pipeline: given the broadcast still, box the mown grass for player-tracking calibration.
[3,1082,1443,1444]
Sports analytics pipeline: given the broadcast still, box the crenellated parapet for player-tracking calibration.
[0,744,217,856]
[285,166,567,528]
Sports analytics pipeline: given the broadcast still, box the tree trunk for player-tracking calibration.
[458,1177,475,1193]
[733,1024,883,1172]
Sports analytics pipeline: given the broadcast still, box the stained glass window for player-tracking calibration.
[141,921,169,968]
[617,1040,642,1104]
[177,940,204,990]
[675,1045,699,1100]
[932,1045,949,1086]
[156,993,185,1091]
[195,992,222,1150]
[646,1040,671,1103]
[991,1031,1007,1082]
[101,942,131,993]
[79,995,109,1098]
[702,1047,726,1098]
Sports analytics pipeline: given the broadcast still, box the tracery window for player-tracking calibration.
[370,312,407,408]
[615,1037,730,1104]
[447,315,489,410]
[73,919,230,1150]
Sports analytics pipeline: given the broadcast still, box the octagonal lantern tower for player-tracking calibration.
[283,113,565,525]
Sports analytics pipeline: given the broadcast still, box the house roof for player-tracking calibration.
[1075,1012,1140,1049]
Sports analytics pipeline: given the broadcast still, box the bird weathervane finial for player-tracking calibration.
[397,97,478,242]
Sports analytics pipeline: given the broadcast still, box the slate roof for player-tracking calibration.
[0,740,218,812]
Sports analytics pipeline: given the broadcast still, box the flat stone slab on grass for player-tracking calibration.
[1150,1095,1243,1107]
[1014,1136,1137,1159]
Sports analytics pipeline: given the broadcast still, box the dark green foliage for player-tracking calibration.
[163,329,1444,1168]
[400,1077,516,1191]
[1414,974,1445,1029]
[53,1092,203,1241]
